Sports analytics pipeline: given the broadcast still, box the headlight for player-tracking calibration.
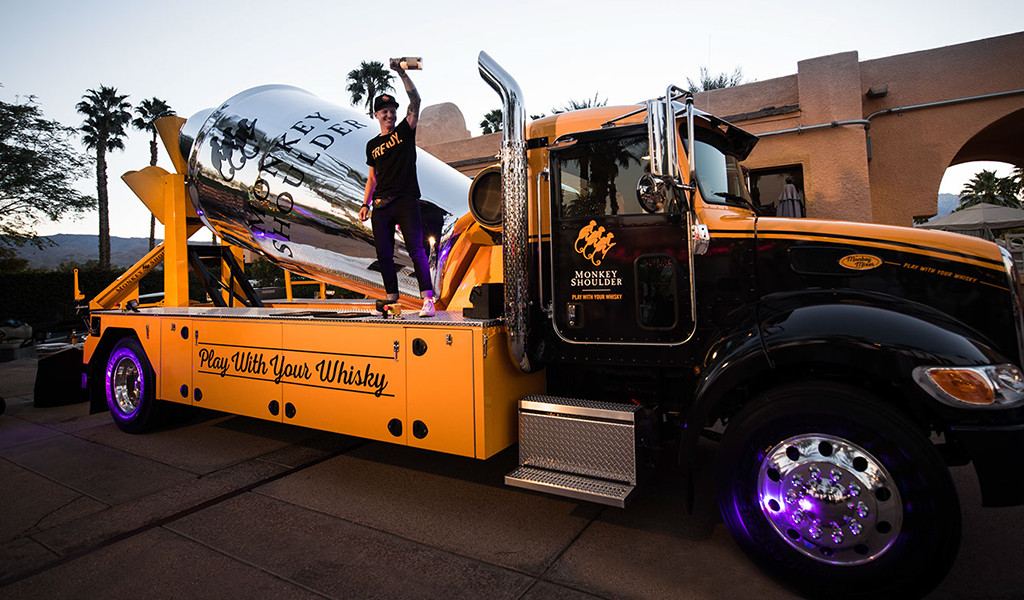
[913,364,1024,409]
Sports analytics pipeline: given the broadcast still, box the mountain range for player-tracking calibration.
[934,193,959,220]
[15,234,162,270]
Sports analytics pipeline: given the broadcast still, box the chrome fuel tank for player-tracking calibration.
[180,85,470,299]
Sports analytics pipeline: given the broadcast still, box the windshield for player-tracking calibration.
[680,127,752,208]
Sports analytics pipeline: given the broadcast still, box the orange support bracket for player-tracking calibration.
[73,269,85,301]
[92,170,203,311]
[163,172,191,307]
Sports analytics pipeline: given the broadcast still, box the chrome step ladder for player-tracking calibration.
[505,395,641,507]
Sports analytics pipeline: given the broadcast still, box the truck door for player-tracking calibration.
[548,124,695,345]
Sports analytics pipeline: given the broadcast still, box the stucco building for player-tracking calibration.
[419,32,1024,227]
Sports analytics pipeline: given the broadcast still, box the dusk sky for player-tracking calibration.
[1,0,1019,238]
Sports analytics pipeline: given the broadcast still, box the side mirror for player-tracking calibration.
[646,90,697,207]
[637,174,668,213]
[645,99,674,179]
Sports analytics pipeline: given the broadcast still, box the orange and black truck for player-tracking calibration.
[77,52,1024,598]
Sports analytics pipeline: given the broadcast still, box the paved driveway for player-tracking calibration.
[1,358,1021,599]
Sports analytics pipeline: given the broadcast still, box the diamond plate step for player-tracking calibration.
[518,395,639,484]
[505,466,636,508]
[507,395,641,507]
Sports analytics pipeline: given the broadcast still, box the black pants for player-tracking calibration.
[370,195,432,295]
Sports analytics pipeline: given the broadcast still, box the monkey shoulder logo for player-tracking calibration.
[574,220,616,266]
[569,221,624,301]
[838,254,882,271]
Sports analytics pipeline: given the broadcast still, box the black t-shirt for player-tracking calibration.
[365,119,420,199]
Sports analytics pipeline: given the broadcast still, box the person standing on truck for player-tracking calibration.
[358,59,435,317]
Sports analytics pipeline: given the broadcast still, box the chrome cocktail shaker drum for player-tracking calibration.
[179,85,469,299]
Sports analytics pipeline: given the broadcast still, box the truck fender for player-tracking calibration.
[678,292,1006,508]
[86,327,139,414]
[757,290,1004,370]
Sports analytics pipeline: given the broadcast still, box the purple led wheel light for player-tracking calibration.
[756,433,903,566]
[106,347,145,419]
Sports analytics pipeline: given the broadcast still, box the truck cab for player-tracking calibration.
[473,52,1024,600]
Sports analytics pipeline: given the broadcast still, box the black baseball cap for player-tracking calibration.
[374,94,399,112]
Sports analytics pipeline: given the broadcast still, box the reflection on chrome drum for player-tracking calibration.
[179,85,470,299]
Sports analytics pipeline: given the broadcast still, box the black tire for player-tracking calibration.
[716,381,960,600]
[104,338,169,433]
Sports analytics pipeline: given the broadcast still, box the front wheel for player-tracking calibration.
[104,337,168,433]
[716,382,960,599]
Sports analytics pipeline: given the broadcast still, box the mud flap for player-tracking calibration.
[33,347,87,408]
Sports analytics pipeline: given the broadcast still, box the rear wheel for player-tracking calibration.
[716,382,960,599]
[104,338,168,433]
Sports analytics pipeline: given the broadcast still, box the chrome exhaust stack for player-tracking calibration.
[479,51,536,373]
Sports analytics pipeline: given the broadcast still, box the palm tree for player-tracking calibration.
[687,66,745,93]
[132,98,176,249]
[77,86,131,269]
[956,169,1019,211]
[346,61,394,117]
[551,93,607,115]
[1000,166,1023,205]
[480,109,502,134]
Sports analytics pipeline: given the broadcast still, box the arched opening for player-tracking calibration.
[950,107,1024,167]
[927,107,1024,223]
[936,161,1019,219]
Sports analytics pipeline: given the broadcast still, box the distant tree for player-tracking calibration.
[481,109,548,134]
[0,246,29,273]
[132,97,176,250]
[0,92,94,250]
[56,258,100,272]
[346,61,395,117]
[1002,166,1024,203]
[480,109,502,134]
[956,169,1021,211]
[551,93,607,115]
[247,256,284,288]
[687,66,745,93]
[77,86,132,269]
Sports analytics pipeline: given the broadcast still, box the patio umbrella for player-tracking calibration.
[918,203,1024,231]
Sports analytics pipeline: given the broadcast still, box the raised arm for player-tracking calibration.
[390,58,420,130]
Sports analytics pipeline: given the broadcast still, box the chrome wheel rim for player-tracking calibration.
[112,356,142,416]
[756,434,903,565]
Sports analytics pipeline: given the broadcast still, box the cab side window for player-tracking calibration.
[558,134,649,218]
[636,254,677,329]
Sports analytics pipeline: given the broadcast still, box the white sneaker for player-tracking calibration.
[419,297,436,318]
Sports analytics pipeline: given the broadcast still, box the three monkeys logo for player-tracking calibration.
[574,220,617,266]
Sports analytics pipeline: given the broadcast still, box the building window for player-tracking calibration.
[748,165,805,218]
